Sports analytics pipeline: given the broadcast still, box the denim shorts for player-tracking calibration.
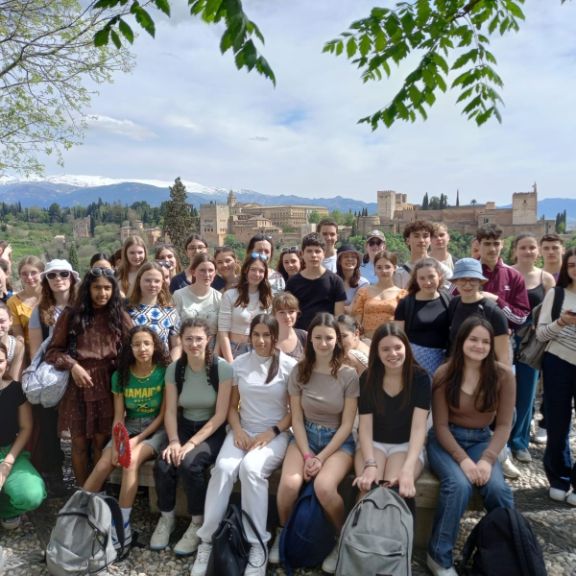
[291,419,355,456]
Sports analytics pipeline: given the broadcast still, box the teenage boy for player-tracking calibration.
[286,233,346,330]
[394,220,451,289]
[430,223,454,272]
[317,218,339,272]
[540,233,564,282]
[475,223,530,480]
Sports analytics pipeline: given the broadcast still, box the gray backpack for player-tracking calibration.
[46,490,125,576]
[335,485,413,576]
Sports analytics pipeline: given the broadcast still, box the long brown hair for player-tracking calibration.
[128,262,172,306]
[435,316,500,413]
[296,313,344,384]
[116,235,148,294]
[38,271,78,327]
[250,314,280,384]
[234,255,272,309]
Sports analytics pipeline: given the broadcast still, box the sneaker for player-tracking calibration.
[549,487,569,502]
[244,544,267,576]
[150,514,176,551]
[426,553,459,576]
[534,427,547,445]
[513,449,532,463]
[566,492,576,507]
[268,526,283,564]
[321,543,339,574]
[501,456,521,479]
[112,520,132,550]
[0,516,21,530]
[174,521,201,556]
[190,542,212,576]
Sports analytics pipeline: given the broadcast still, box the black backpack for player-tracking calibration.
[458,507,547,576]
[174,355,220,395]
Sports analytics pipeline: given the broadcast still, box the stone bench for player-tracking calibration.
[109,462,483,548]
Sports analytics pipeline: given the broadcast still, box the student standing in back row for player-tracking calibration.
[317,218,339,273]
[286,233,346,331]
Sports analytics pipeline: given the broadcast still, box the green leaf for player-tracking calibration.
[346,37,357,58]
[154,0,171,16]
[452,49,478,70]
[110,30,122,49]
[94,27,110,47]
[132,6,156,37]
[118,19,134,44]
[359,34,371,57]
[506,1,525,19]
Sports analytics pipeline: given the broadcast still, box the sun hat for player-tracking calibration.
[40,259,80,282]
[366,230,386,243]
[450,258,487,282]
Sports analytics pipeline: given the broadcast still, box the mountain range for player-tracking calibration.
[0,176,574,224]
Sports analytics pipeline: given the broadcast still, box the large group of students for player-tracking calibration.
[0,220,575,576]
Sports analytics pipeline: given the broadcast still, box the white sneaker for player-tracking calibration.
[268,526,283,564]
[566,492,576,507]
[513,449,532,463]
[534,427,547,444]
[501,456,521,479]
[150,514,176,551]
[0,516,21,530]
[191,542,212,576]
[549,487,568,502]
[174,521,201,556]
[244,544,267,576]
[321,543,339,574]
[426,553,459,576]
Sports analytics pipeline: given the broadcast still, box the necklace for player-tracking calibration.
[131,365,156,382]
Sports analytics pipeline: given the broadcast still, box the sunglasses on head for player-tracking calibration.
[282,247,300,255]
[250,252,269,262]
[156,260,172,269]
[46,271,71,280]
[368,239,384,247]
[90,267,115,278]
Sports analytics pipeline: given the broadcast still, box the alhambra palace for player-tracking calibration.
[198,184,555,246]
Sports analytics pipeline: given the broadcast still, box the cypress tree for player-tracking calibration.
[162,177,197,256]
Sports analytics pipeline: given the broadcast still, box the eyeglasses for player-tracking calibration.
[250,253,269,262]
[156,260,172,269]
[90,267,115,278]
[368,239,384,247]
[46,271,71,280]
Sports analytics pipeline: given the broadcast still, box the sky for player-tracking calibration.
[37,0,576,205]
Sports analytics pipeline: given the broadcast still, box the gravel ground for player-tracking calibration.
[1,435,575,576]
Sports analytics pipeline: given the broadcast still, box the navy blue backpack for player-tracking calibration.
[279,480,336,575]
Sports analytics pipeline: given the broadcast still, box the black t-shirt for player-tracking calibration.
[358,370,431,444]
[395,295,451,348]
[286,271,347,330]
[448,297,509,350]
[0,380,26,446]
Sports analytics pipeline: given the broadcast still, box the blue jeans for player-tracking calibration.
[427,425,514,568]
[290,420,355,456]
[542,352,576,491]
[510,334,539,452]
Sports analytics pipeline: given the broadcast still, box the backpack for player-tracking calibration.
[206,503,266,576]
[458,507,547,576]
[279,481,336,575]
[335,484,413,576]
[174,355,220,395]
[516,286,564,370]
[46,490,126,576]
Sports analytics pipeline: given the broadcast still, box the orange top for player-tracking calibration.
[351,287,407,333]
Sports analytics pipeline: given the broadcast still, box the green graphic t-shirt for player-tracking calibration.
[111,366,166,420]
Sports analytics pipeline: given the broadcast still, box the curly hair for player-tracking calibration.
[296,313,344,384]
[115,326,170,392]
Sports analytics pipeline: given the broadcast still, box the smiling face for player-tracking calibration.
[0,308,11,338]
[193,261,216,286]
[156,249,177,269]
[275,307,298,328]
[282,253,301,277]
[90,277,113,308]
[338,251,358,274]
[311,325,337,359]
[46,270,72,294]
[131,331,155,365]
[366,238,385,259]
[20,264,42,289]
[514,236,539,265]
[186,240,207,262]
[416,265,440,295]
[139,269,164,299]
[126,244,146,269]
[378,335,406,370]
[319,225,338,251]
[251,322,274,357]
[247,260,266,287]
[374,256,395,280]
[463,325,492,362]
[182,326,209,360]
[453,277,483,297]
[215,252,236,280]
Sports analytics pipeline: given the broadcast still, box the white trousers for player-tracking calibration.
[196,429,289,545]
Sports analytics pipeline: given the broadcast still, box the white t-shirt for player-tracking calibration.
[218,289,271,335]
[173,287,222,335]
[323,254,337,273]
[233,350,297,433]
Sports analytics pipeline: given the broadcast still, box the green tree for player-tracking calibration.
[68,242,80,272]
[48,203,62,224]
[0,0,132,176]
[422,192,429,210]
[308,210,321,224]
[162,177,197,257]
[92,0,572,128]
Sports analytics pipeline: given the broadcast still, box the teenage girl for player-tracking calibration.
[272,313,359,574]
[426,317,515,576]
[155,244,182,280]
[116,235,148,297]
[277,247,303,283]
[273,292,307,360]
[337,315,370,376]
[84,326,170,545]
[0,303,24,382]
[169,234,208,293]
[45,268,133,484]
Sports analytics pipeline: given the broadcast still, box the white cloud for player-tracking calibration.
[38,0,576,205]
